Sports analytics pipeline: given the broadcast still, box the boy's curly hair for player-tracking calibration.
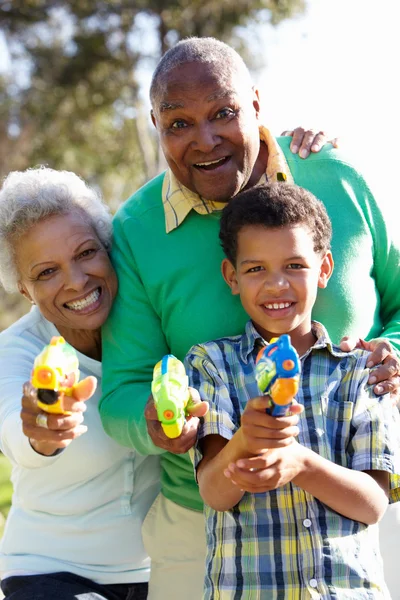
[219,182,332,265]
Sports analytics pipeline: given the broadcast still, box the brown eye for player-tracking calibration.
[38,267,56,279]
[215,108,235,119]
[171,120,187,129]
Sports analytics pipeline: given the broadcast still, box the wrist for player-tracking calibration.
[29,439,64,456]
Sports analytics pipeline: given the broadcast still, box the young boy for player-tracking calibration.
[184,183,400,599]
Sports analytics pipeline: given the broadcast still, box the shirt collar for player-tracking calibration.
[162,125,294,234]
[239,320,352,364]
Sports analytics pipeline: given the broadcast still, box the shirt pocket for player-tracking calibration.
[319,395,354,464]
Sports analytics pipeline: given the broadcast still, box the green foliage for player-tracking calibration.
[0,453,12,539]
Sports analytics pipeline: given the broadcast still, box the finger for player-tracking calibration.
[280,130,294,137]
[368,360,399,386]
[235,455,271,470]
[245,399,301,424]
[55,396,88,414]
[187,401,209,418]
[309,131,328,153]
[146,415,199,454]
[329,137,339,148]
[23,410,85,431]
[72,376,97,401]
[21,382,39,410]
[365,340,394,369]
[287,401,304,416]
[289,126,305,155]
[224,462,276,491]
[297,128,317,159]
[185,387,209,418]
[144,395,159,420]
[372,375,400,397]
[24,422,88,443]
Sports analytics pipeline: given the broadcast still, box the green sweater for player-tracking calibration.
[101,139,400,511]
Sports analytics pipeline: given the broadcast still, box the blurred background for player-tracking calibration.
[0,0,399,533]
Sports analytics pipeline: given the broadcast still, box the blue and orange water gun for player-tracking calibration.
[31,336,80,415]
[255,334,300,416]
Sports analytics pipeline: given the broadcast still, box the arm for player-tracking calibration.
[226,443,389,524]
[100,213,168,455]
[227,365,400,522]
[339,171,400,396]
[197,399,301,511]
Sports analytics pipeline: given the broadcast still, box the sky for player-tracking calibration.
[254,0,400,158]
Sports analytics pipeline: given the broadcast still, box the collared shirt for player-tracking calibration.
[162,125,294,233]
[185,321,400,599]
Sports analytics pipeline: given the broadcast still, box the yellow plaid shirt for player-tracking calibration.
[162,126,294,233]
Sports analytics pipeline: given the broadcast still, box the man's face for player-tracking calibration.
[151,62,262,202]
[222,224,333,353]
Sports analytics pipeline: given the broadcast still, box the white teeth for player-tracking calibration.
[66,288,100,311]
[195,158,224,166]
[264,302,291,310]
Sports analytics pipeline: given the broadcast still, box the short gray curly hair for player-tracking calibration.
[0,166,113,293]
[150,37,253,108]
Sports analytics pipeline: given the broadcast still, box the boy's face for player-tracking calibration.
[222,223,333,349]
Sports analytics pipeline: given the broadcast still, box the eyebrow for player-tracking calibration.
[28,238,99,273]
[240,255,306,265]
[159,90,236,113]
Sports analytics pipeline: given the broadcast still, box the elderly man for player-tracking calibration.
[101,37,400,600]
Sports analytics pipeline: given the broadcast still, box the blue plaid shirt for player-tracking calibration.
[185,321,400,599]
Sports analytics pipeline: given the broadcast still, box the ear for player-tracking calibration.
[318,251,334,289]
[252,86,261,120]
[150,109,157,129]
[221,258,240,295]
[18,281,34,303]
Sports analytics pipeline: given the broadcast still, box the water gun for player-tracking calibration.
[31,336,80,415]
[255,334,300,416]
[152,354,193,439]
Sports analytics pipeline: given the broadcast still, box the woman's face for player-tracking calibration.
[16,211,118,332]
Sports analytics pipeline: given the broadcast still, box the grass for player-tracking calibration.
[0,453,12,538]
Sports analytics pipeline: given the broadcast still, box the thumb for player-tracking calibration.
[186,387,209,418]
[73,376,98,401]
[340,336,370,352]
[339,336,360,352]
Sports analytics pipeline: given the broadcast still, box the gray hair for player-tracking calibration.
[150,37,253,108]
[0,166,113,293]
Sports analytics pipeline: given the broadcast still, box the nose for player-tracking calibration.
[64,264,89,292]
[193,121,221,154]
[263,271,289,294]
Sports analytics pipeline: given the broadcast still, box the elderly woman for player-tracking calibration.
[0,167,160,600]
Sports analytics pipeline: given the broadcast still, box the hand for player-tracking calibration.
[21,377,96,456]
[340,336,400,401]
[145,387,209,454]
[280,127,339,159]
[224,441,309,493]
[239,396,303,455]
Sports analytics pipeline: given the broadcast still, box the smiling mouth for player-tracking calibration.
[194,156,230,171]
[64,287,101,312]
[263,301,293,310]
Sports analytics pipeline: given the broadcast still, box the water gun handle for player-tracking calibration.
[152,354,191,439]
